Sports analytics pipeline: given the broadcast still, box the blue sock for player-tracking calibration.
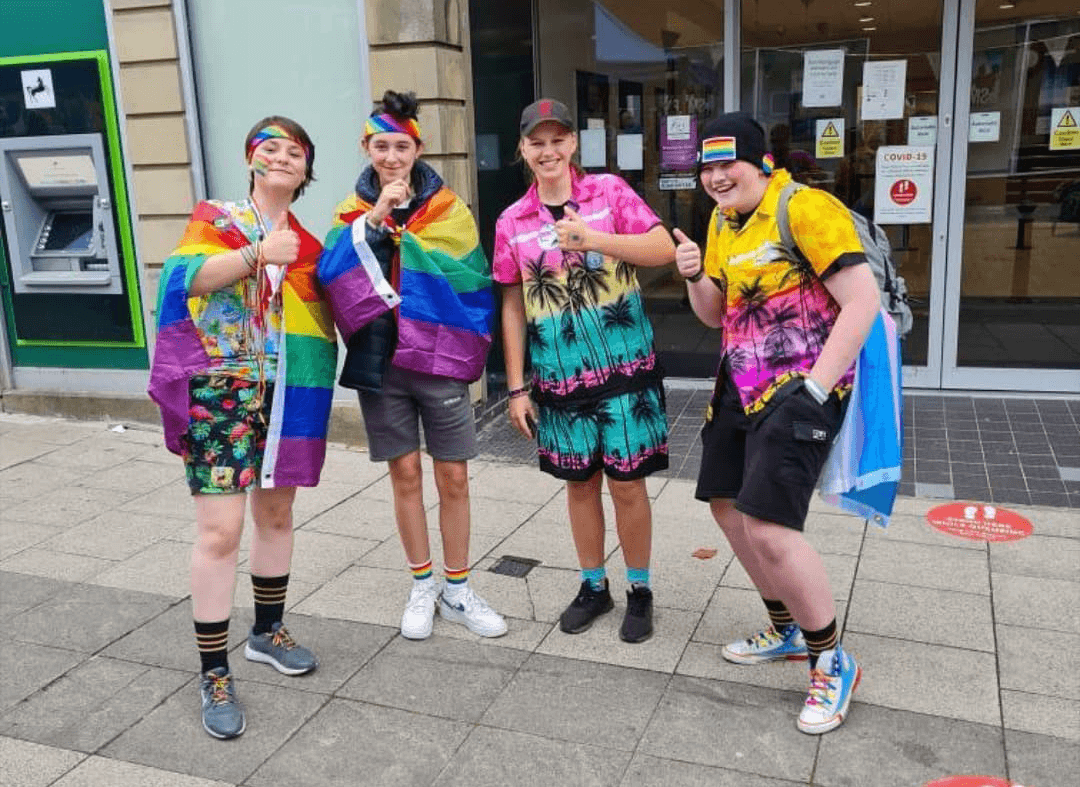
[581,566,606,592]
[626,567,650,589]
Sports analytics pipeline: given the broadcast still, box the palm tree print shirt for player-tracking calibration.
[702,169,867,415]
[494,174,663,404]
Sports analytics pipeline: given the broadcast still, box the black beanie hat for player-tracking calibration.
[698,112,773,173]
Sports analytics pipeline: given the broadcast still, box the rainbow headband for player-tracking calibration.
[700,136,774,173]
[247,124,311,162]
[364,113,422,142]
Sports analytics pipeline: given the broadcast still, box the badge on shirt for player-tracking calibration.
[585,251,604,271]
[538,224,558,250]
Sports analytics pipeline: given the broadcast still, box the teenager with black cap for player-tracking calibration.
[673,111,881,734]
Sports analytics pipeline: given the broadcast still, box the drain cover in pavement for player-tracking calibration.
[489,555,540,577]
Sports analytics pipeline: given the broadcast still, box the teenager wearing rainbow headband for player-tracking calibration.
[148,116,337,739]
[318,90,506,641]
[673,112,883,734]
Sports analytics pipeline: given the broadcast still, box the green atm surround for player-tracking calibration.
[0,49,147,371]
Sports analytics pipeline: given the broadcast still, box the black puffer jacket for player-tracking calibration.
[338,161,445,392]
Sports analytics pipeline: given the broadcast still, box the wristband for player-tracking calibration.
[802,377,829,405]
[684,266,704,283]
[507,387,529,400]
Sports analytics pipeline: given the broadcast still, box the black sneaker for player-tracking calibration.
[619,585,653,643]
[559,578,614,634]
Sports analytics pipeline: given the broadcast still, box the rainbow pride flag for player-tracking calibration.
[148,200,338,487]
[701,136,737,164]
[319,187,493,382]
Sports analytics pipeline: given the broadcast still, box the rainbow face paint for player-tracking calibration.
[363,113,422,142]
[701,136,737,164]
[250,153,270,177]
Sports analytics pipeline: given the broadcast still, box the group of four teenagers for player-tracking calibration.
[149,90,880,741]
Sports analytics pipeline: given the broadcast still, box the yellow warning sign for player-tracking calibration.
[1050,107,1080,150]
[816,118,844,159]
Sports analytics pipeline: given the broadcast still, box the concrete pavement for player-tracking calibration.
[0,411,1077,786]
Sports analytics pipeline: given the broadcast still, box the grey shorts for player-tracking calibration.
[358,365,478,462]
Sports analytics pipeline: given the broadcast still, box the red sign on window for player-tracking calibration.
[926,503,1033,542]
[890,178,918,205]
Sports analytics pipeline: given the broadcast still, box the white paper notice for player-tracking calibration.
[579,128,606,168]
[862,60,907,121]
[874,145,934,225]
[616,133,643,171]
[968,112,1000,143]
[21,69,56,109]
[586,117,605,130]
[908,116,937,145]
[803,49,845,108]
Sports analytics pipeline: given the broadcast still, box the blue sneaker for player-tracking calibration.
[797,646,861,734]
[244,622,317,675]
[721,624,808,664]
[199,668,245,739]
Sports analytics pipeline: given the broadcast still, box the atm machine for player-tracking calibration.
[0,133,122,294]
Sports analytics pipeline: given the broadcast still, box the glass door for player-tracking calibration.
[740,0,956,389]
[942,0,1080,391]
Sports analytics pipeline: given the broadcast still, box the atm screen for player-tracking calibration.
[42,211,93,252]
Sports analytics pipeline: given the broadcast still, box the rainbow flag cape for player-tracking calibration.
[318,187,493,382]
[147,200,338,487]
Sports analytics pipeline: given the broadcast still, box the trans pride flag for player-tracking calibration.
[147,200,338,487]
[319,187,493,382]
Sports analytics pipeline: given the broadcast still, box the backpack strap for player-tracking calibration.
[776,181,808,262]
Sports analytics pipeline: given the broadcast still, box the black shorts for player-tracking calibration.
[694,374,845,530]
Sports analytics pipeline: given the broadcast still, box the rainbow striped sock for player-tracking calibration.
[444,566,469,586]
[409,559,433,582]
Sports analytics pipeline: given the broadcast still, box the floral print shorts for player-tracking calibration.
[180,374,274,494]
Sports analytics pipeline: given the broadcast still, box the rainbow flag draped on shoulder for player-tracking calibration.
[318,187,493,382]
[147,200,338,488]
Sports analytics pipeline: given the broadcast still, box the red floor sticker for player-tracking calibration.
[924,778,1025,787]
[926,502,1033,542]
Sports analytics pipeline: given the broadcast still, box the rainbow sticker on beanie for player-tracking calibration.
[762,153,775,174]
[701,136,736,164]
[364,113,422,142]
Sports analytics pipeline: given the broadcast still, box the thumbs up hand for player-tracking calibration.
[673,228,703,280]
[261,213,300,267]
[555,205,591,251]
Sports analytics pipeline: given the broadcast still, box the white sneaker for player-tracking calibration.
[438,586,508,637]
[400,580,440,640]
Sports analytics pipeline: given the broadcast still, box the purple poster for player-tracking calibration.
[661,115,697,171]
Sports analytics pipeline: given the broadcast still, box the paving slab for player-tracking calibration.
[997,624,1080,701]
[0,656,188,752]
[51,756,233,787]
[856,538,991,594]
[103,678,327,784]
[845,578,995,651]
[0,571,67,618]
[841,632,1000,725]
[989,534,1080,582]
[3,485,143,527]
[433,726,630,787]
[338,634,528,722]
[0,547,116,583]
[722,551,856,603]
[481,653,669,751]
[1005,729,1080,787]
[637,676,817,783]
[0,736,85,787]
[813,704,1006,787]
[0,460,92,501]
[992,573,1080,633]
[1001,689,1080,742]
[619,753,801,787]
[9,583,172,654]
[246,698,470,787]
[0,641,84,712]
[42,511,180,561]
[864,511,987,551]
[300,493,401,541]
[88,540,194,599]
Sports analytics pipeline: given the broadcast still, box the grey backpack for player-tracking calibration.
[777,182,913,337]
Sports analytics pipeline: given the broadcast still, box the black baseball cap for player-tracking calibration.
[520,98,574,136]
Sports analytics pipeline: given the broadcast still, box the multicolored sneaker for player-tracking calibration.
[199,668,245,740]
[439,586,508,637]
[797,646,861,734]
[721,624,808,664]
[244,622,317,675]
